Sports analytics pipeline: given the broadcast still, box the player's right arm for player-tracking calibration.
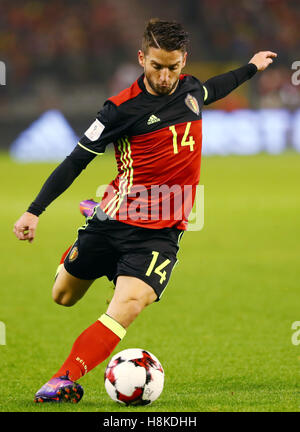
[13,100,123,243]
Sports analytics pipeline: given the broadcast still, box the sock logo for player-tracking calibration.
[76,357,88,374]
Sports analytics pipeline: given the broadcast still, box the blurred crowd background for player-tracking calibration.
[0,0,300,149]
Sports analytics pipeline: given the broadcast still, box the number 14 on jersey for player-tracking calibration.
[169,122,195,154]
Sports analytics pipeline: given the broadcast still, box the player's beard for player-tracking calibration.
[146,75,179,96]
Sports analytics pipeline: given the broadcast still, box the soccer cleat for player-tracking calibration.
[34,371,84,403]
[79,199,98,218]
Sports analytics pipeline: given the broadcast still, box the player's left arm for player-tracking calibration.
[203,51,277,105]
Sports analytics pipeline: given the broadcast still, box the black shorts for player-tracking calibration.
[64,207,184,301]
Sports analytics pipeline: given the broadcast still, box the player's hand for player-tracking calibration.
[13,212,39,243]
[249,51,277,71]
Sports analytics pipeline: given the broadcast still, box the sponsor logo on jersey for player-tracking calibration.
[69,246,78,262]
[84,118,105,141]
[147,114,161,125]
[185,94,200,116]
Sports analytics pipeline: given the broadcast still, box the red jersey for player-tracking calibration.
[78,74,205,230]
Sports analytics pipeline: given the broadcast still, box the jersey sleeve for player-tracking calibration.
[78,100,126,155]
[202,63,257,105]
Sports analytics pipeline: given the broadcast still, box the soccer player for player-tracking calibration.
[13,19,276,403]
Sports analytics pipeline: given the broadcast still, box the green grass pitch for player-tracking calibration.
[1,150,300,412]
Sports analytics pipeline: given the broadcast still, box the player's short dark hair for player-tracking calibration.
[142,18,189,54]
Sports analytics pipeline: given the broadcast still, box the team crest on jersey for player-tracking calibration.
[185,94,200,116]
[69,246,78,262]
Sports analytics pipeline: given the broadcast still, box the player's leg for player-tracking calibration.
[106,275,157,328]
[34,217,181,403]
[52,214,108,307]
[47,227,180,384]
[34,276,155,403]
[50,199,99,306]
[52,265,95,307]
[50,275,156,380]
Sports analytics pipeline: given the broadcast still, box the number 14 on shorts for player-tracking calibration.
[145,251,171,284]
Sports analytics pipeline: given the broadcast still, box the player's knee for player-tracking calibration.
[123,292,155,318]
[127,298,144,319]
[52,290,76,307]
[139,287,157,308]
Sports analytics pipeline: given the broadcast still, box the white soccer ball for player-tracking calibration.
[104,348,164,406]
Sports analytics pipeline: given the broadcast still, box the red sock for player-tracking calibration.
[52,314,126,382]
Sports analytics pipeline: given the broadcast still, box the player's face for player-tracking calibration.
[138,47,187,96]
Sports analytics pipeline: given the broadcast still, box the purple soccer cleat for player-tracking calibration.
[34,371,84,403]
[79,199,98,218]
